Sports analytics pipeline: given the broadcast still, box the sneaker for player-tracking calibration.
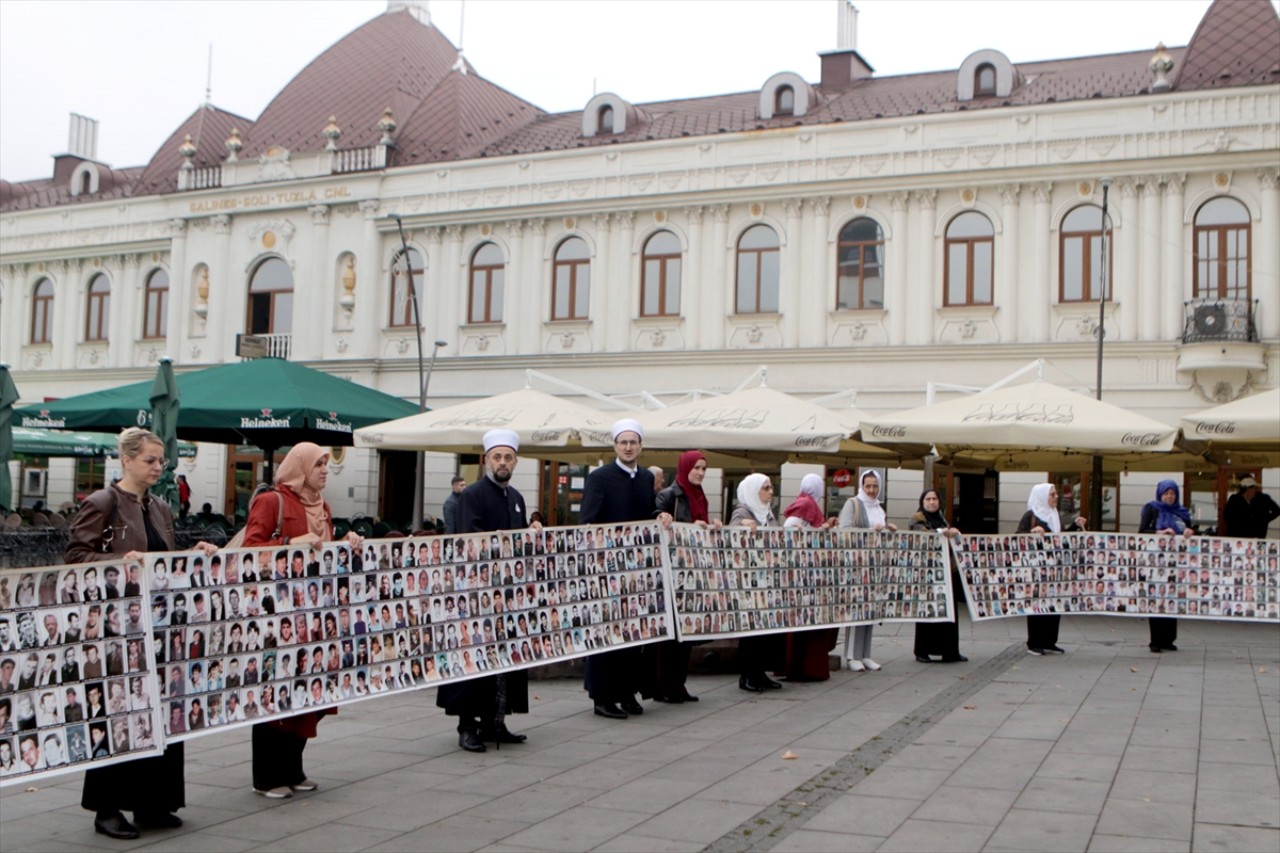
[1026,647,1045,656]
[846,659,866,672]
[1045,645,1066,654]
[861,658,882,671]
[291,779,318,792]
[254,786,293,799]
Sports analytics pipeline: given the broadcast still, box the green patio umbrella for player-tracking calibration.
[0,364,18,511]
[150,358,181,512]
[10,427,196,459]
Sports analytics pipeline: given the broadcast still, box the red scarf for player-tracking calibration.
[783,493,824,527]
[675,450,709,523]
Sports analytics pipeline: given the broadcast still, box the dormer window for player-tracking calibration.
[598,105,615,134]
[975,63,996,97]
[583,93,644,138]
[775,85,795,116]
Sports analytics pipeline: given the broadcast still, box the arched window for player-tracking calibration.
[468,243,505,324]
[597,105,615,135]
[31,278,54,344]
[84,273,110,341]
[1193,197,1250,300]
[143,269,169,339]
[836,218,885,310]
[736,224,780,314]
[1059,205,1112,303]
[774,85,795,116]
[246,257,294,335]
[944,212,994,306]
[975,63,997,96]
[552,237,591,321]
[641,231,682,317]
[79,170,92,196]
[389,248,425,327]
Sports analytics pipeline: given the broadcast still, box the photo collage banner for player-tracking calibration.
[668,524,954,641]
[954,533,1280,623]
[0,564,166,787]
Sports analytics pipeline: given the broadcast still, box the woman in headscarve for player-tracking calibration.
[909,489,967,663]
[1139,480,1194,653]
[838,470,896,671]
[729,473,783,692]
[649,450,716,702]
[1018,482,1086,655]
[243,443,361,799]
[779,474,839,681]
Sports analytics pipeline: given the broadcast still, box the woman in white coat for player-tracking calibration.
[838,470,896,671]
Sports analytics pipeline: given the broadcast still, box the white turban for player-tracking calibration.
[611,419,643,442]
[482,429,519,454]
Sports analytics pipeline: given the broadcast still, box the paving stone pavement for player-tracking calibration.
[1,616,1276,852]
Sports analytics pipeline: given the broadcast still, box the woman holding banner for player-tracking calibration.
[838,470,895,672]
[1018,483,1086,655]
[909,489,967,663]
[779,474,839,681]
[729,474,783,692]
[242,442,360,798]
[65,427,216,841]
[1140,480,1195,653]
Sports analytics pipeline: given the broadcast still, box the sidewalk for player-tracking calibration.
[1,615,1276,852]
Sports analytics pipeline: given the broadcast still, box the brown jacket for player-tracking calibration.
[65,482,175,564]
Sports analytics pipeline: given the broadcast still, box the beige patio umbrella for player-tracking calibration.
[1179,388,1280,468]
[859,380,1181,464]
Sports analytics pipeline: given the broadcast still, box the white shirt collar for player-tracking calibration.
[615,458,637,478]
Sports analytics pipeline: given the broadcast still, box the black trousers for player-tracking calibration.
[82,743,184,815]
[251,723,306,790]
[1149,617,1177,648]
[915,568,963,659]
[641,640,693,699]
[585,647,640,703]
[1026,614,1060,648]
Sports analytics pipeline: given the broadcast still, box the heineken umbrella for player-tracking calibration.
[0,364,18,511]
[150,358,181,512]
[860,380,1180,460]
[11,427,196,459]
[1179,388,1280,468]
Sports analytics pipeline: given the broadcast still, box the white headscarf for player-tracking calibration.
[799,473,824,501]
[736,473,775,525]
[856,470,886,528]
[1026,483,1061,532]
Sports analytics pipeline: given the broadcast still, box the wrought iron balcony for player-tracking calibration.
[1181,297,1258,344]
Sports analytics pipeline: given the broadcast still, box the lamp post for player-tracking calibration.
[414,339,447,531]
[1090,178,1113,532]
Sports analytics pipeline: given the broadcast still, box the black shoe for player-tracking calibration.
[1026,647,1045,656]
[941,655,969,663]
[458,728,487,752]
[481,723,527,744]
[1149,644,1163,653]
[679,691,699,702]
[134,812,183,829]
[594,702,627,719]
[915,655,934,663]
[94,812,140,840]
[652,693,684,704]
[1164,644,1178,652]
[620,698,644,716]
[759,675,782,690]
[1045,645,1066,654]
[738,675,765,693]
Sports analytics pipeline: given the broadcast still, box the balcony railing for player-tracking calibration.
[1181,297,1258,344]
[237,333,292,360]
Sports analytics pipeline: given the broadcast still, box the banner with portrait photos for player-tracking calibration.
[0,561,165,788]
[668,524,953,641]
[954,533,1280,623]
[143,521,675,743]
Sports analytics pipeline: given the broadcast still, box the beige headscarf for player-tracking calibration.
[274,442,331,541]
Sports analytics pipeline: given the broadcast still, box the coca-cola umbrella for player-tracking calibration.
[15,358,418,478]
[1179,388,1280,468]
[859,380,1181,469]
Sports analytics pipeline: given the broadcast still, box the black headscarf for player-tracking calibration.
[917,489,949,529]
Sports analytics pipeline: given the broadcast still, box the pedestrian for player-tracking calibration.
[648,466,666,494]
[436,429,539,751]
[581,419,673,719]
[442,475,465,534]
[779,473,839,681]
[910,489,968,663]
[729,473,783,692]
[1018,483,1086,655]
[1140,480,1195,653]
[649,450,715,702]
[1223,474,1280,539]
[242,442,361,799]
[176,475,191,519]
[64,427,217,840]
[838,470,895,672]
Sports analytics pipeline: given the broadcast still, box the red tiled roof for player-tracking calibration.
[0,165,146,212]
[1175,0,1280,90]
[132,105,252,197]
[395,68,544,164]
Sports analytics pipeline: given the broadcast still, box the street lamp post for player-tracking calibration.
[1090,178,1113,532]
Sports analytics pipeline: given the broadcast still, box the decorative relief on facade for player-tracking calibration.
[358,199,380,219]
[247,220,295,257]
[211,214,232,234]
[938,311,998,344]
[308,204,330,225]
[255,147,296,183]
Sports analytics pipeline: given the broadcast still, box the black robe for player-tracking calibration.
[436,475,530,722]
[580,462,655,703]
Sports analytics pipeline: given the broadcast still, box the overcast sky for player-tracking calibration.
[0,0,1246,182]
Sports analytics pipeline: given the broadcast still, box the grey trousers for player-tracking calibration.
[844,625,874,661]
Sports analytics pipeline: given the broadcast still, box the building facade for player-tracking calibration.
[2,0,1277,531]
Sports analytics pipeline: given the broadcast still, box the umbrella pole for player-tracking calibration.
[263,446,277,484]
[1089,178,1112,532]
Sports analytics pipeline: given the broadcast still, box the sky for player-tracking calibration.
[0,0,1247,182]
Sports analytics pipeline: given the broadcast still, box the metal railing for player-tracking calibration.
[1181,297,1258,344]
